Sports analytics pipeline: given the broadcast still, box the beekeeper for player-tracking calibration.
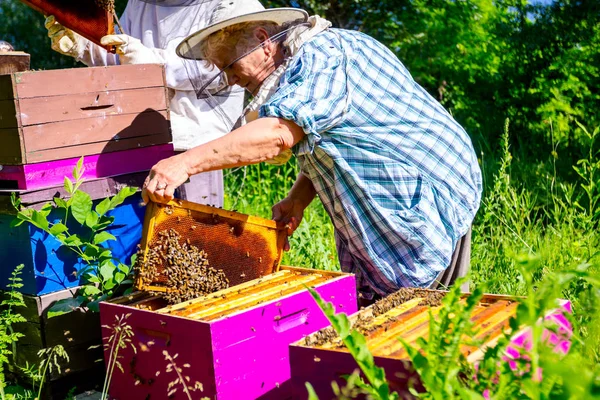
[44,0,244,206]
[142,0,483,302]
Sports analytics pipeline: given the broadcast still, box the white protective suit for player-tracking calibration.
[75,0,244,206]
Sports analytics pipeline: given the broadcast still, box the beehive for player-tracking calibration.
[0,64,173,190]
[100,200,358,399]
[289,289,572,399]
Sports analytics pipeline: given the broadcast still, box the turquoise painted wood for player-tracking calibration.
[0,193,144,295]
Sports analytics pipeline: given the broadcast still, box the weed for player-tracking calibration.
[0,265,26,400]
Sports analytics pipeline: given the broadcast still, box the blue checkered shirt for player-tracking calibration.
[260,29,482,296]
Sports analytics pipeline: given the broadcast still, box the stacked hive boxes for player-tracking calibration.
[0,63,173,397]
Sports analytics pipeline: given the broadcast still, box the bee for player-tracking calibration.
[240,273,246,278]
[191,225,197,230]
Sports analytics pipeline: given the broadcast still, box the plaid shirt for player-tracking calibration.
[260,29,482,296]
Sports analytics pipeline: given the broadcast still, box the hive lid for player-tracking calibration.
[20,0,115,52]
[135,199,287,296]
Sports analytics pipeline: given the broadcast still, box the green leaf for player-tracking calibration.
[95,198,111,217]
[82,286,101,297]
[87,295,109,313]
[84,274,101,284]
[49,223,68,236]
[104,279,116,290]
[73,156,85,181]
[71,191,92,225]
[85,211,99,229]
[93,231,116,245]
[93,216,115,231]
[54,197,68,209]
[63,235,83,247]
[30,210,50,231]
[114,272,126,284]
[118,263,130,274]
[100,262,116,282]
[108,186,138,210]
[64,177,74,195]
[10,217,25,228]
[47,297,83,318]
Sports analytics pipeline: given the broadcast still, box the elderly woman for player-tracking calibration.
[142,0,483,302]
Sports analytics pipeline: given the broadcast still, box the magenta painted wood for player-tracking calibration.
[290,299,573,399]
[0,144,173,190]
[100,274,357,400]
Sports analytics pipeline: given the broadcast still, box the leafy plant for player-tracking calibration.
[0,265,26,400]
[11,157,138,313]
[99,313,136,400]
[306,286,399,400]
[26,345,69,400]
[162,350,206,400]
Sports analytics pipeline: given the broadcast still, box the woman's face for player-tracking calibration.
[216,28,281,95]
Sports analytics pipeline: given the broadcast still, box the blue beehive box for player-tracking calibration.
[0,173,146,295]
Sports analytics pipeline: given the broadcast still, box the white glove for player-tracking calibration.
[100,35,160,65]
[45,15,85,59]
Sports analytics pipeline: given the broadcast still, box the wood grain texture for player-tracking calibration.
[18,87,168,126]
[13,64,166,98]
[23,110,170,152]
[25,131,172,164]
[0,52,30,75]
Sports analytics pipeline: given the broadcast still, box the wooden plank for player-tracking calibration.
[0,172,146,213]
[13,64,166,98]
[0,127,24,164]
[23,110,170,152]
[0,74,15,101]
[25,131,172,164]
[0,143,173,190]
[0,52,30,75]
[18,87,168,126]
[0,99,18,128]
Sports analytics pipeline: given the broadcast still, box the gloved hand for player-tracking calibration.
[45,15,85,58]
[100,35,160,65]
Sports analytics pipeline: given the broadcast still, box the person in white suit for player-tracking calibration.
[45,0,244,206]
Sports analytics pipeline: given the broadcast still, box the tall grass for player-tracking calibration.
[224,120,600,301]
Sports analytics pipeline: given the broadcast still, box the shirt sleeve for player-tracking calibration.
[259,45,350,151]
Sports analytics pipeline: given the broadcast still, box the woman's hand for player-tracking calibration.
[272,197,306,251]
[142,153,192,204]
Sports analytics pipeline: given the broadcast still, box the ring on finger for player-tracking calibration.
[156,182,167,190]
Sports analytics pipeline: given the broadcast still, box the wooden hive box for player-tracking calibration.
[0,173,147,295]
[1,285,104,399]
[0,64,173,190]
[99,200,358,399]
[289,289,572,399]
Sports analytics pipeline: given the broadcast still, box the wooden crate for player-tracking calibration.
[2,286,104,399]
[100,266,358,400]
[0,174,146,295]
[0,63,173,190]
[289,290,572,399]
[0,52,30,75]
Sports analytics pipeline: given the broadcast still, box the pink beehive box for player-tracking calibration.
[289,291,572,399]
[100,267,357,399]
[99,200,358,399]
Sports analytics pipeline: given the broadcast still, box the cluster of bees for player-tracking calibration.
[93,0,115,12]
[135,228,230,304]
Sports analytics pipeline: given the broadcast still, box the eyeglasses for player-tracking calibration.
[195,24,310,98]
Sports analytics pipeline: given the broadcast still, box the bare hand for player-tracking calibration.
[272,197,305,251]
[142,153,191,204]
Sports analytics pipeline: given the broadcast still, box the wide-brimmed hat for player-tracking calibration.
[176,0,308,60]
